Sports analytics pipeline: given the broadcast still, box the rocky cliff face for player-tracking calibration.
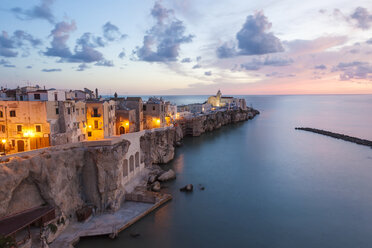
[140,126,183,165]
[180,108,259,137]
[0,141,131,219]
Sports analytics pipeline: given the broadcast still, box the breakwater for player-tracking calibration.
[295,127,372,148]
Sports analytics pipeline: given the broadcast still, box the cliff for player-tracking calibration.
[178,108,259,137]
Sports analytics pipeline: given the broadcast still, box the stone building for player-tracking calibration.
[143,97,166,129]
[122,97,144,132]
[207,90,235,108]
[46,101,87,145]
[86,100,116,140]
[115,108,136,134]
[0,101,50,153]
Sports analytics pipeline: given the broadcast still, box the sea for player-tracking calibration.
[77,95,372,248]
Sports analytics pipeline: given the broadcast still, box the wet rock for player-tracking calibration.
[151,181,161,192]
[158,169,176,182]
[130,233,140,238]
[198,184,205,191]
[180,184,193,192]
[148,175,158,184]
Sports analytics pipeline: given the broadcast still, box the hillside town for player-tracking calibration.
[0,86,247,155]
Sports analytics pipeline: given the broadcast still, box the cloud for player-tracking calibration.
[103,22,127,41]
[350,7,372,30]
[314,64,327,70]
[333,61,372,81]
[367,38,372,44]
[0,30,42,58]
[44,21,76,58]
[0,59,15,67]
[181,57,191,63]
[285,36,347,55]
[192,64,201,69]
[204,71,212,76]
[26,65,32,69]
[216,42,238,58]
[240,55,293,71]
[95,60,114,67]
[118,49,126,59]
[196,56,202,62]
[217,11,283,58]
[42,68,61,72]
[44,21,119,65]
[132,1,194,62]
[76,63,88,71]
[11,0,55,24]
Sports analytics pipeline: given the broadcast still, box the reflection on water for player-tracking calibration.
[78,95,372,248]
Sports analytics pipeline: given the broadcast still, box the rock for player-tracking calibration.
[175,141,183,147]
[130,233,140,238]
[180,184,193,192]
[151,181,161,192]
[158,169,176,182]
[198,184,205,191]
[147,175,158,184]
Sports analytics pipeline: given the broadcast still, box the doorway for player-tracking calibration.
[17,140,25,152]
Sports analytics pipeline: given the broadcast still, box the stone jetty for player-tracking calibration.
[295,127,372,148]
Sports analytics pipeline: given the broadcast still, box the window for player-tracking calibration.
[34,94,40,100]
[11,140,15,147]
[73,107,75,113]
[88,131,92,137]
[67,108,71,115]
[76,108,79,115]
[82,108,84,114]
[35,125,41,132]
[10,110,16,117]
[54,93,58,101]
[94,120,98,129]
[1,125,5,133]
[93,108,98,116]
[153,106,155,111]
[17,125,22,132]
[56,108,59,115]
[75,92,78,97]
[143,105,146,111]
[20,96,23,101]
[0,111,2,118]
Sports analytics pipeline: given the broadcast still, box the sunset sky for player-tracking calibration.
[0,0,371,95]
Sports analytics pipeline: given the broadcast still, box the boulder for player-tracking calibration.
[147,175,158,184]
[158,169,176,182]
[180,184,193,192]
[151,181,161,192]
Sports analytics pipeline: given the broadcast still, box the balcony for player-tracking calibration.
[90,113,101,118]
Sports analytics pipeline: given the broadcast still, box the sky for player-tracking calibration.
[0,0,371,95]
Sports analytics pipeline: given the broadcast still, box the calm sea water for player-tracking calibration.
[78,95,372,248]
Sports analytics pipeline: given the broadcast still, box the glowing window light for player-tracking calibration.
[1,139,6,144]
[156,119,161,124]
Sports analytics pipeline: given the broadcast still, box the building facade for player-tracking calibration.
[0,101,50,154]
[86,100,116,140]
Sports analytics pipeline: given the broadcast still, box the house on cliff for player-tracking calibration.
[143,97,167,129]
[86,100,116,140]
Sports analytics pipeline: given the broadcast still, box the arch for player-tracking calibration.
[135,152,139,168]
[129,155,134,172]
[17,140,24,152]
[123,159,128,177]
[119,126,125,135]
